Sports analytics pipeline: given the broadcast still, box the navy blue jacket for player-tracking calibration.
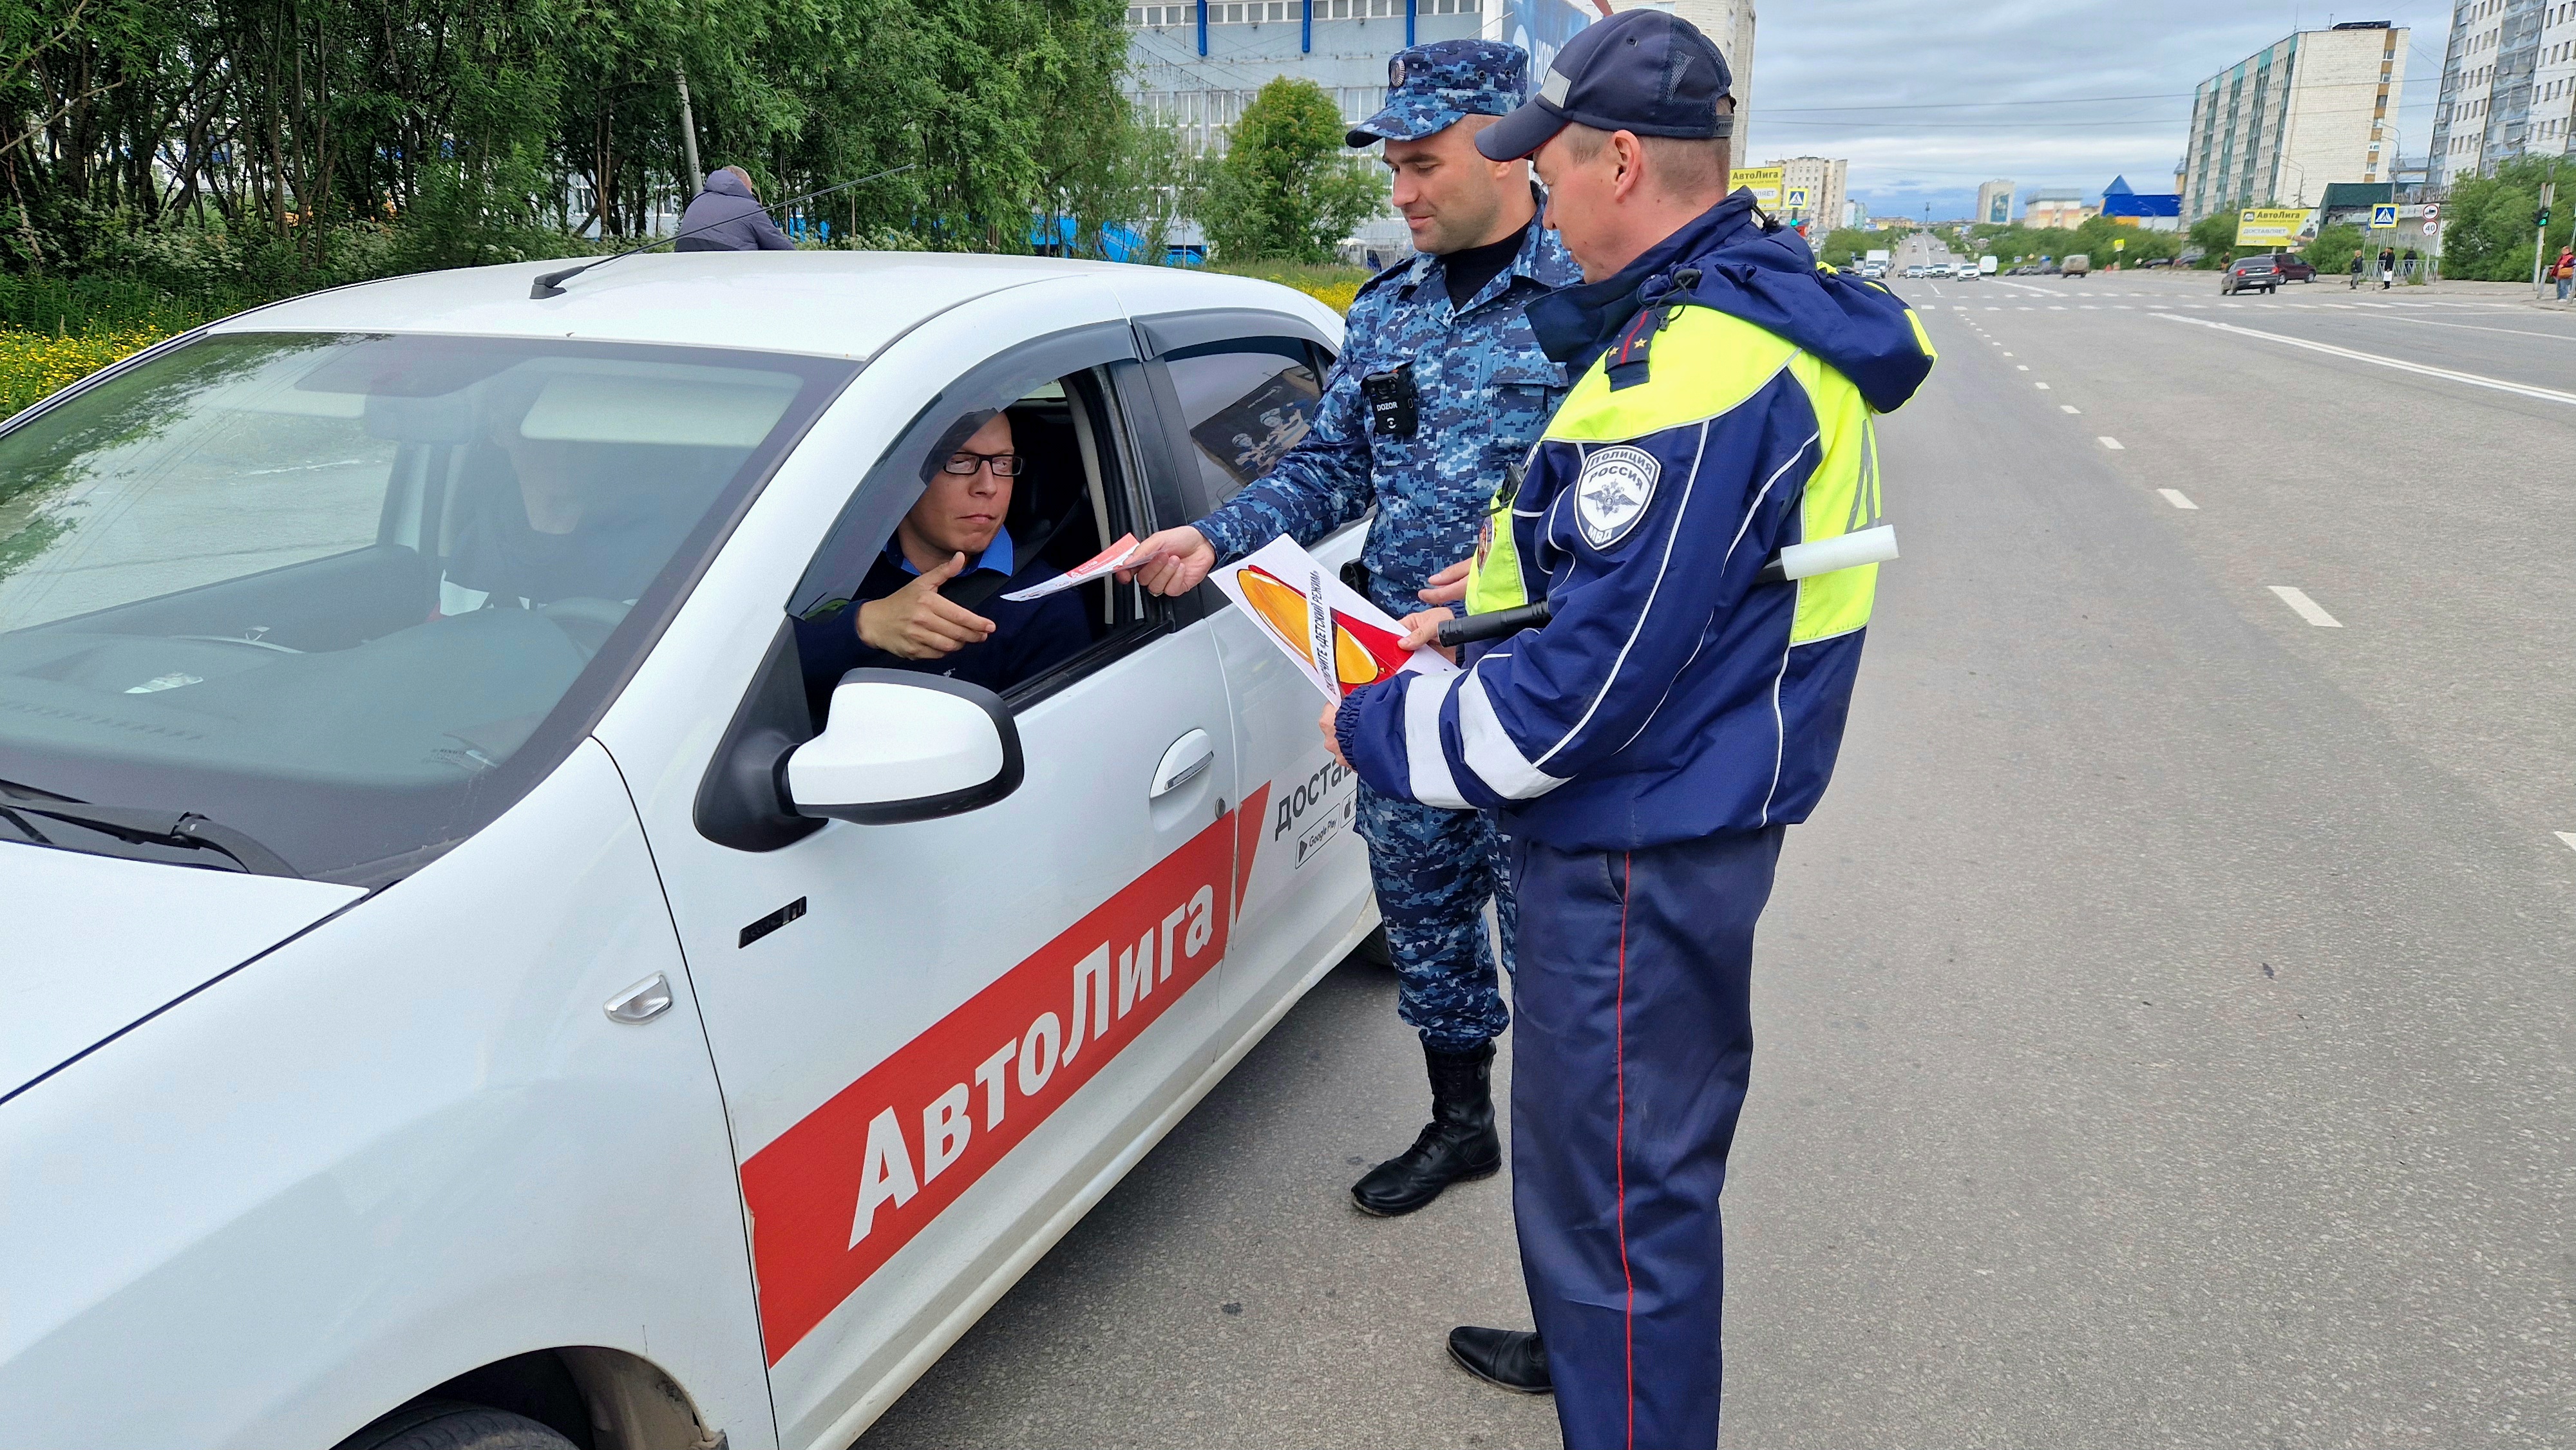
[795,532,1090,699]
[1336,194,1936,850]
[676,170,794,252]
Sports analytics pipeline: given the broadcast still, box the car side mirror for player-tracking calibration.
[784,670,1023,824]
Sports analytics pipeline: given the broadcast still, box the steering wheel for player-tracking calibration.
[540,597,631,657]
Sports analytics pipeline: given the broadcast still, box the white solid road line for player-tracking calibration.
[2098,437,2124,449]
[2150,313,2576,408]
[2158,489,2198,509]
[2059,404,2081,413]
[2268,586,2343,627]
[2322,312,2576,344]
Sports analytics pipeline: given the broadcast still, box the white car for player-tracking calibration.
[0,254,1384,1449]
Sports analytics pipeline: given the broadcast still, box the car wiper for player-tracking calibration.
[0,787,300,878]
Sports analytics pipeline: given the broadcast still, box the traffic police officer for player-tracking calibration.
[1123,40,1581,1217]
[1325,12,1936,1446]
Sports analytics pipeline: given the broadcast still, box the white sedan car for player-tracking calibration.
[0,254,1382,1449]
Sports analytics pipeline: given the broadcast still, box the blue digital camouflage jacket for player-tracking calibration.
[1193,209,1583,617]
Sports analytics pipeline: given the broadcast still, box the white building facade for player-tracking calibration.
[2430,0,2576,182]
[1768,155,1845,234]
[2180,23,2408,220]
[1976,178,2014,225]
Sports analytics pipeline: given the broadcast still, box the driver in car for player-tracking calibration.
[795,410,1089,697]
[438,377,690,617]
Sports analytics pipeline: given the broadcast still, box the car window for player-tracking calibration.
[789,356,1162,717]
[1158,339,1325,513]
[0,332,850,883]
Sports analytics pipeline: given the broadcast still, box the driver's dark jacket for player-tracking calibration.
[437,495,675,615]
[793,531,1089,700]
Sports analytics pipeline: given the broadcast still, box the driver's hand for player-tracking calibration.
[1398,608,1457,662]
[855,553,995,659]
[1417,558,1472,608]
[1117,526,1217,597]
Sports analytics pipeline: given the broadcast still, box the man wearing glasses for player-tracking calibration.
[795,410,1090,695]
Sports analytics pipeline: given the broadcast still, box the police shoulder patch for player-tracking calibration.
[1575,444,1659,549]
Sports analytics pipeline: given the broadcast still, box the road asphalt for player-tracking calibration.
[857,268,2573,1449]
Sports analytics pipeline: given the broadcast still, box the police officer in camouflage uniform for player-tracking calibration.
[1123,39,1581,1217]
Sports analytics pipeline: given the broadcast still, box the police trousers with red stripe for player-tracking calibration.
[1508,825,1785,1450]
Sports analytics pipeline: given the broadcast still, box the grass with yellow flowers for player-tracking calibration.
[1,325,178,421]
[1209,259,1372,315]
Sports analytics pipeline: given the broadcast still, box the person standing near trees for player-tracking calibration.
[2379,244,2398,289]
[675,165,795,251]
[1121,41,1582,1219]
[2349,248,2366,288]
[2555,243,2572,303]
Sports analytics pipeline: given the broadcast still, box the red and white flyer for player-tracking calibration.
[999,533,1144,601]
[1208,535,1457,701]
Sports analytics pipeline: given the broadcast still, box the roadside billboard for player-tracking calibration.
[2233,207,2311,247]
[1501,0,1593,86]
[1734,165,1784,209]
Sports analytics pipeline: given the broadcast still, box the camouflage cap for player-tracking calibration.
[1345,39,1530,148]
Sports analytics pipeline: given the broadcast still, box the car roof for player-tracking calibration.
[207,252,1324,361]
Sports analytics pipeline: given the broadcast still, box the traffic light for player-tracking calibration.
[2539,207,2554,228]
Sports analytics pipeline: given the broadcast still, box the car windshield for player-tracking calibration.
[0,331,849,883]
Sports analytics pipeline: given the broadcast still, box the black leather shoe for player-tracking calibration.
[1351,1040,1501,1216]
[1447,1325,1551,1393]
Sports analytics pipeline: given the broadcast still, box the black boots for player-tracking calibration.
[1447,1326,1552,1393]
[1350,1039,1501,1216]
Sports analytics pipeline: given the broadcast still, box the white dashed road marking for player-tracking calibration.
[2098,437,2123,449]
[2158,489,2198,509]
[2017,364,2029,371]
[2557,831,2576,854]
[2267,586,2342,627]
[2059,404,2081,413]
[2035,381,2051,390]
[2150,314,2576,407]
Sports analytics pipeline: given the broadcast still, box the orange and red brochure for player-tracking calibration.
[1000,533,1144,602]
[1209,535,1459,701]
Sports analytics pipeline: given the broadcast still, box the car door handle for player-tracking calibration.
[604,973,674,1024]
[1151,730,1217,798]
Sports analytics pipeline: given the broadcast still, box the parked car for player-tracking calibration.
[0,253,1386,1449]
[2061,254,2091,278]
[2266,251,2318,282]
[2140,256,2174,268]
[2222,255,2283,294]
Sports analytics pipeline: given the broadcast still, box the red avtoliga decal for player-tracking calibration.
[741,804,1264,1362]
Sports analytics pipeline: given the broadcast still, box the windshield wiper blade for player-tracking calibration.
[3,796,301,878]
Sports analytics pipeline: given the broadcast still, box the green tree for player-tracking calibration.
[2304,222,2367,276]
[2186,212,2238,267]
[2441,155,2575,280]
[1204,77,1383,264]
[1815,227,1872,267]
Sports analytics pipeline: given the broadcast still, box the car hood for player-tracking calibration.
[0,842,365,1102]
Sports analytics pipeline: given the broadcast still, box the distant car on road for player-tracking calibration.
[2061,254,2091,278]
[2264,252,2318,283]
[2222,256,2283,294]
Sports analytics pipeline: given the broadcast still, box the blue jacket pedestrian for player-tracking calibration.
[676,167,794,252]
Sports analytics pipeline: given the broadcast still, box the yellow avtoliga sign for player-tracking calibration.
[2234,208,2310,247]
[1734,166,1784,208]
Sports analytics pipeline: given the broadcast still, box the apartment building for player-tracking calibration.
[2179,22,2407,220]
[2430,0,2576,181]
[1768,156,1846,232]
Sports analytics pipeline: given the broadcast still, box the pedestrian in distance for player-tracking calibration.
[2348,248,2365,289]
[1321,10,1933,1446]
[2379,244,2397,290]
[674,165,795,252]
[1119,39,1583,1218]
[2555,244,2573,303]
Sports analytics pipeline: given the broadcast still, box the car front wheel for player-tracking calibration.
[338,1402,577,1450]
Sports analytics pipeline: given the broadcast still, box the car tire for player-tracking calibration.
[336,1400,578,1450]
[1352,922,1395,972]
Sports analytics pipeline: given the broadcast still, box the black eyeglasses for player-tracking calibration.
[940,450,1027,477]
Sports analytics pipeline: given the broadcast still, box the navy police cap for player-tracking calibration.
[1346,39,1529,148]
[1476,8,1733,162]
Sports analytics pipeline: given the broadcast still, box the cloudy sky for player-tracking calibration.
[1741,0,2455,221]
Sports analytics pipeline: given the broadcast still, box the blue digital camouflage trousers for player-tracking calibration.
[1356,781,1515,1054]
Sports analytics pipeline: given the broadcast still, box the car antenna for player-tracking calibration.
[529,164,918,299]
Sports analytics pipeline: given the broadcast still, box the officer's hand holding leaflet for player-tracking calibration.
[1116,524,1217,597]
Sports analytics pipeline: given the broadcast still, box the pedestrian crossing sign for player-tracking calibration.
[1785,187,1810,211]
[2371,204,2398,229]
